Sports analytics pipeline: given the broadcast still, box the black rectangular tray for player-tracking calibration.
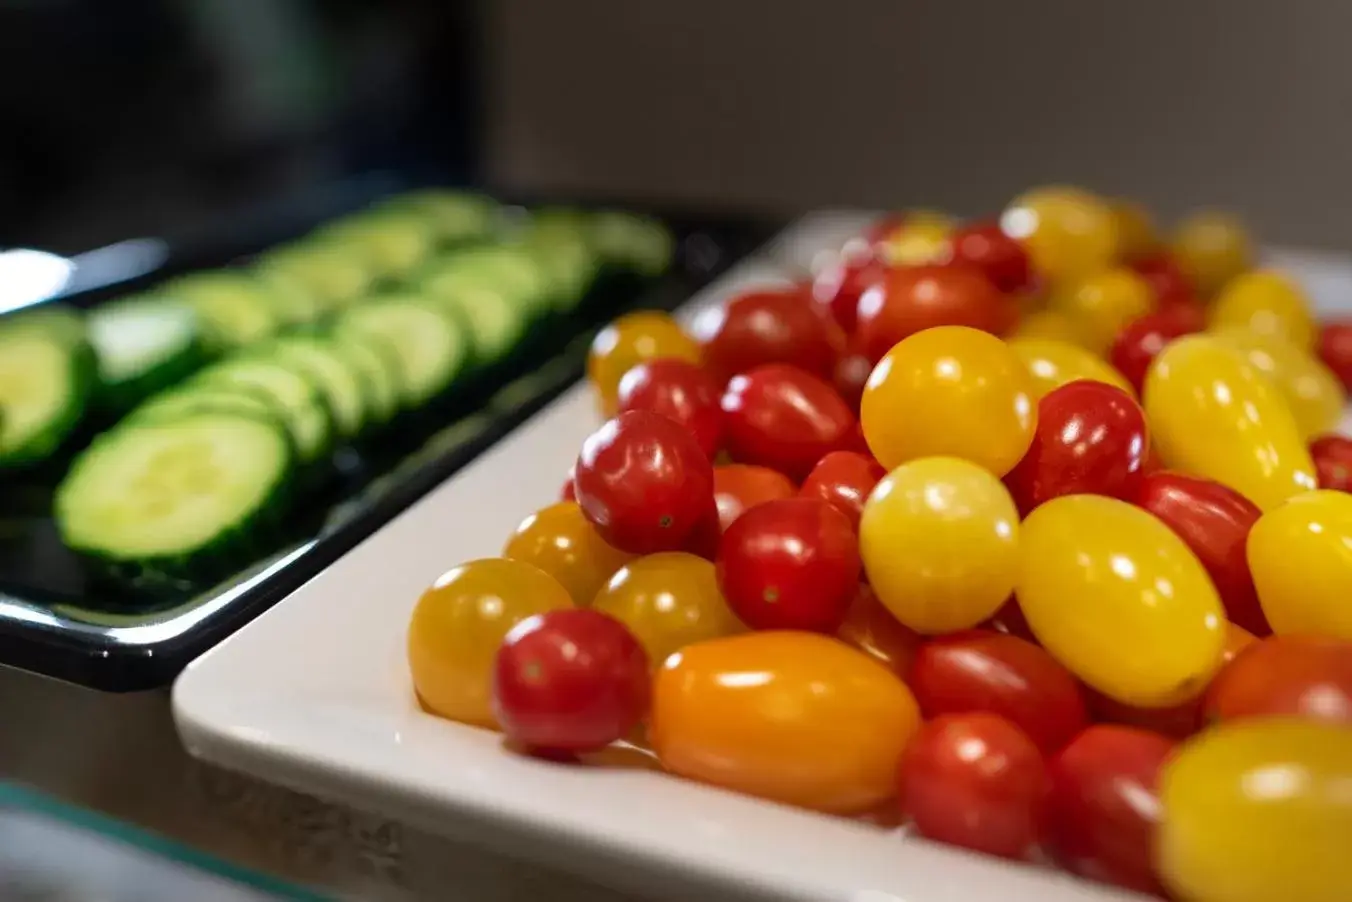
[0,199,779,691]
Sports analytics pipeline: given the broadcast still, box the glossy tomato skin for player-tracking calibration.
[837,584,924,677]
[1211,269,1316,351]
[943,220,1033,294]
[693,287,845,385]
[898,713,1050,860]
[1051,267,1154,356]
[493,609,650,754]
[855,265,1008,363]
[711,464,796,531]
[812,251,889,334]
[574,411,715,555]
[1248,490,1352,639]
[616,359,725,459]
[716,498,860,633]
[1316,320,1352,390]
[587,311,700,415]
[1205,634,1352,726]
[503,502,633,606]
[1128,251,1197,309]
[652,632,921,814]
[1108,308,1205,395]
[1046,725,1176,895]
[1135,472,1270,635]
[909,630,1088,754]
[1004,380,1148,515]
[1001,186,1118,286]
[1310,434,1352,492]
[1009,336,1136,401]
[799,451,886,531]
[720,364,856,480]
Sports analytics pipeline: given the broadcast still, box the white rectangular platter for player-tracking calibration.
[173,212,1352,902]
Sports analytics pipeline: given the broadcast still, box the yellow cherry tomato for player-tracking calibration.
[1017,495,1226,708]
[1158,720,1352,902]
[1000,185,1119,286]
[861,326,1035,476]
[1008,336,1136,400]
[1172,210,1254,299]
[1212,329,1345,440]
[587,311,700,416]
[1210,269,1317,351]
[1008,309,1093,347]
[1109,197,1159,261]
[1144,335,1317,511]
[407,558,574,728]
[651,631,921,814]
[591,552,744,667]
[860,457,1020,634]
[876,209,955,266]
[1247,490,1352,640]
[502,501,634,606]
[1050,267,1155,355]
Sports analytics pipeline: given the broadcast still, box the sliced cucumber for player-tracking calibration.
[0,328,95,467]
[161,272,280,351]
[253,268,325,326]
[0,304,87,349]
[382,190,498,245]
[256,243,374,310]
[419,280,527,369]
[88,295,205,411]
[332,296,469,408]
[326,332,401,428]
[591,211,674,276]
[521,230,600,311]
[195,358,332,464]
[55,410,292,574]
[260,335,372,440]
[421,245,552,319]
[129,382,282,429]
[320,209,436,280]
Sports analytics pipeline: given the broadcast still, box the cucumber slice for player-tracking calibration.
[129,383,281,428]
[0,329,95,467]
[88,296,204,411]
[257,243,374,310]
[320,210,436,280]
[161,272,280,351]
[421,245,552,318]
[382,190,498,245]
[254,268,325,326]
[521,230,600,311]
[327,332,401,427]
[332,296,469,408]
[195,359,332,464]
[55,411,292,573]
[0,304,87,349]
[420,280,527,368]
[591,211,674,276]
[260,335,372,440]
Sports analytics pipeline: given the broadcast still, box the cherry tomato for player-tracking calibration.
[1212,329,1345,440]
[616,358,725,459]
[408,559,574,729]
[1170,210,1254,299]
[1050,267,1155,355]
[1211,269,1316,351]
[942,219,1034,294]
[799,450,885,531]
[711,464,796,532]
[1144,335,1317,511]
[679,496,723,562]
[854,265,1009,364]
[861,326,1035,475]
[587,311,699,415]
[831,343,873,412]
[560,463,576,501]
[574,411,715,555]
[860,457,1019,634]
[720,364,856,480]
[1158,720,1352,902]
[1311,434,1352,491]
[1315,319,1352,391]
[897,713,1050,860]
[1136,472,1270,635]
[493,609,650,754]
[716,498,859,633]
[503,501,633,607]
[1128,251,1198,309]
[1000,185,1118,286]
[1205,634,1352,726]
[1046,725,1176,895]
[1018,495,1226,708]
[1109,198,1159,262]
[1004,380,1148,515]
[692,286,845,385]
[873,210,955,266]
[651,631,920,814]
[837,583,924,677]
[1108,307,1205,395]
[811,249,889,334]
[909,630,1088,754]
[591,552,743,668]
[1249,490,1352,639]
[1009,309,1091,347]
[1008,336,1135,401]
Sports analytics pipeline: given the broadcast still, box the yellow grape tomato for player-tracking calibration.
[1247,490,1352,640]
[1171,210,1254,299]
[1211,329,1345,440]
[1001,185,1119,286]
[1008,336,1136,400]
[1050,267,1155,355]
[1211,269,1316,351]
[502,501,634,606]
[1109,198,1159,261]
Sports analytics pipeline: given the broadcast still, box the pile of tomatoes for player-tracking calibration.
[407,186,1352,902]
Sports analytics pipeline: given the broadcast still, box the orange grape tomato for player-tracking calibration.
[1000,185,1119,286]
[591,552,744,668]
[650,631,920,814]
[502,501,634,606]
[836,583,924,677]
[1170,210,1254,299]
[587,311,699,415]
[408,558,574,728]
[1210,269,1317,351]
[1247,490,1352,640]
[1008,337,1136,400]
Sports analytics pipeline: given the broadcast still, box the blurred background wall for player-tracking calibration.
[486,0,1352,248]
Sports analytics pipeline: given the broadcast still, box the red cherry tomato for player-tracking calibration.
[799,451,886,532]
[837,583,925,677]
[943,220,1034,295]
[711,464,796,532]
[715,498,860,632]
[1205,635,1352,726]
[679,497,723,562]
[1108,308,1205,395]
[492,609,650,754]
[692,287,845,385]
[720,364,857,480]
[1128,252,1197,309]
[1316,320,1352,391]
[574,411,715,555]
[1004,380,1148,516]
[1046,725,1176,895]
[1134,472,1270,635]
[1310,434,1352,492]
[616,358,725,459]
[812,251,889,334]
[832,343,873,413]
[898,713,1050,860]
[909,630,1089,754]
[561,463,577,501]
[854,265,1009,363]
